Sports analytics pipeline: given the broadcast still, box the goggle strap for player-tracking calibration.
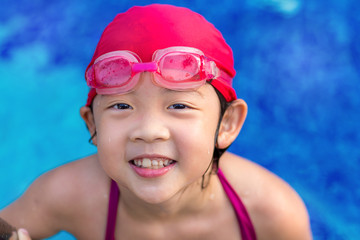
[218,70,233,86]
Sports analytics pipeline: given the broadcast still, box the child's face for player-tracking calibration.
[91,72,221,203]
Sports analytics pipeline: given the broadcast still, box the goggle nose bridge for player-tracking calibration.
[132,62,158,74]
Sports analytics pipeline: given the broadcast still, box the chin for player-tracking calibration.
[133,185,179,205]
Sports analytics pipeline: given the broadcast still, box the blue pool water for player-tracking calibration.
[1,0,359,239]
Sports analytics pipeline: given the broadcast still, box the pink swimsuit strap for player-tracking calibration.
[105,169,256,240]
[217,169,257,240]
[105,179,119,240]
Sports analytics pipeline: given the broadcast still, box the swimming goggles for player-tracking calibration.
[85,46,229,94]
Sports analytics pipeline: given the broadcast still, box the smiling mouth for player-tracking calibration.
[130,158,176,169]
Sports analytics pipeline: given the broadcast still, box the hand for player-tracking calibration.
[6,229,32,240]
[16,229,31,240]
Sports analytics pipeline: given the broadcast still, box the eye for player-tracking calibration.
[168,103,189,110]
[111,103,133,110]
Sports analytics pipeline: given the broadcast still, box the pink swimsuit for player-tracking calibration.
[105,169,257,240]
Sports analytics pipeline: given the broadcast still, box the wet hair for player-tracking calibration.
[201,87,232,189]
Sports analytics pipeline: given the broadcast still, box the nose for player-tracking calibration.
[129,112,170,143]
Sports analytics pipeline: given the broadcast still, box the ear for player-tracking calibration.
[216,99,248,149]
[80,106,97,146]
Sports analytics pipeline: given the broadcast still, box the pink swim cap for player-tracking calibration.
[85,4,237,106]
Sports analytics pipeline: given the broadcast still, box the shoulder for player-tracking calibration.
[219,152,312,240]
[34,155,110,229]
[1,154,110,238]
[38,155,109,210]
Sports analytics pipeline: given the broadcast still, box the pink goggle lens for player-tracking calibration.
[158,53,200,81]
[94,57,132,88]
[85,47,219,94]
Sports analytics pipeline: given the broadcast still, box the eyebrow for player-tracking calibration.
[160,88,205,98]
[99,87,205,102]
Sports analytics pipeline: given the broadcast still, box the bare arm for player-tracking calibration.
[0,156,110,240]
[0,172,64,240]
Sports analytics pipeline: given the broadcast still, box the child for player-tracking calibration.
[0,4,312,240]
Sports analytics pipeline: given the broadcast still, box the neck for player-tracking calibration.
[118,175,218,221]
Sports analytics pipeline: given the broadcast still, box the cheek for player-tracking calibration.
[95,118,128,175]
[97,119,123,147]
[174,117,218,164]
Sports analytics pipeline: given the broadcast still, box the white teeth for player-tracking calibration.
[142,158,151,168]
[133,158,173,168]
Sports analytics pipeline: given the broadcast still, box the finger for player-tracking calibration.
[17,229,31,240]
